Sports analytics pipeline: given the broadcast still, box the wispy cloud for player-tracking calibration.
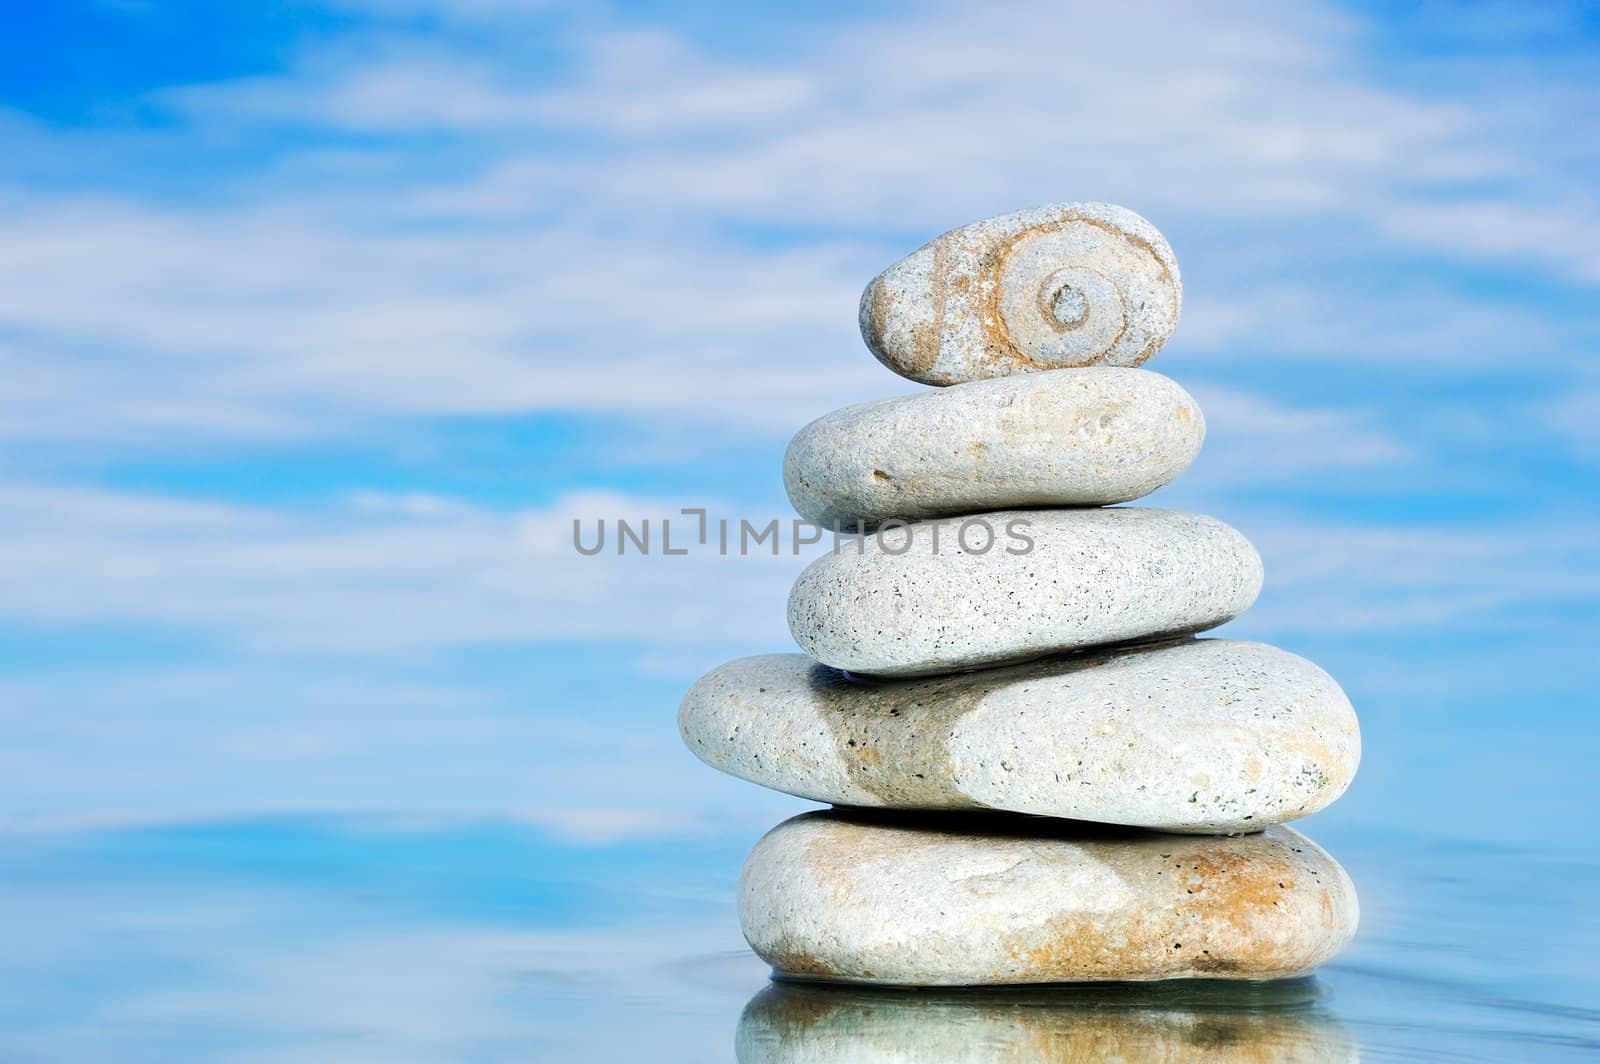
[0,473,1591,825]
[1,0,1596,451]
[1184,386,1415,481]
[0,479,1587,662]
[0,484,801,651]
[1542,390,1600,461]
[0,0,1594,830]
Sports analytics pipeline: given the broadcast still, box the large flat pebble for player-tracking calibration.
[679,639,1358,833]
[740,812,1359,986]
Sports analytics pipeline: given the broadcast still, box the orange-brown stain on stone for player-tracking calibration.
[758,945,837,981]
[1174,850,1317,977]
[897,239,947,378]
[1006,911,1161,981]
[980,213,1146,370]
[1000,847,1323,981]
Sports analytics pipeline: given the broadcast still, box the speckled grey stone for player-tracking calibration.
[861,202,1181,386]
[787,508,1262,677]
[738,980,1359,1063]
[783,368,1204,528]
[678,639,1358,833]
[740,811,1359,986]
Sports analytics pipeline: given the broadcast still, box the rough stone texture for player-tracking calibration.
[787,508,1262,677]
[739,811,1359,986]
[860,202,1181,386]
[678,639,1358,833]
[783,368,1204,528]
[738,980,1358,1062]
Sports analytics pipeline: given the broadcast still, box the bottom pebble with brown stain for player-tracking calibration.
[739,810,1358,986]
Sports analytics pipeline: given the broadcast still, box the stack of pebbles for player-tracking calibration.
[680,203,1360,986]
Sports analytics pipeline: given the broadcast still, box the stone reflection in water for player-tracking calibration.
[737,978,1356,1063]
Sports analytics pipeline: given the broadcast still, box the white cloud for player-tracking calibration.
[1182,385,1414,482]
[0,476,1590,824]
[0,0,1595,833]
[1,0,1596,451]
[325,0,564,21]
[0,484,805,652]
[0,480,1587,661]
[281,0,1588,284]
[1236,518,1600,637]
[0,193,886,444]
[1541,390,1600,461]
[1375,197,1600,285]
[1177,282,1573,369]
[0,651,803,826]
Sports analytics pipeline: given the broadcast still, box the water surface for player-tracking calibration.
[0,816,1594,1061]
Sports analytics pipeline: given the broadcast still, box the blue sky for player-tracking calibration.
[0,0,1597,848]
